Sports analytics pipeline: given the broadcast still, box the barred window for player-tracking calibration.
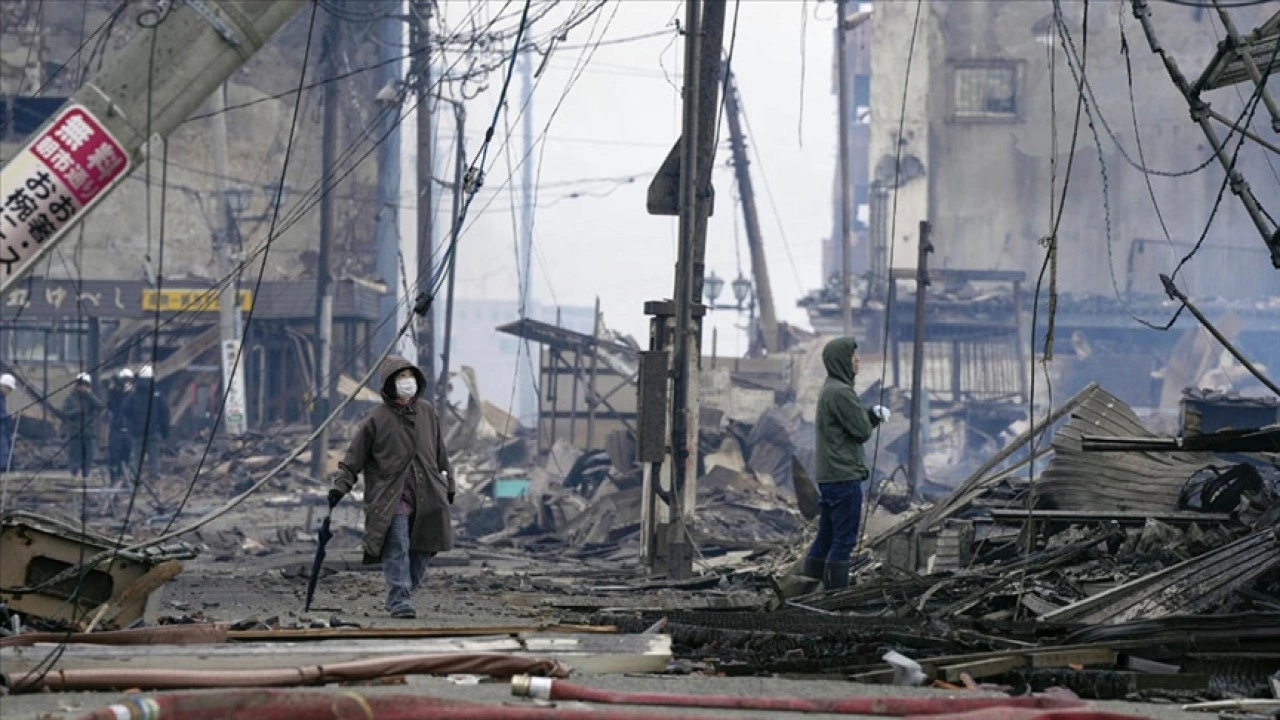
[952,64,1018,119]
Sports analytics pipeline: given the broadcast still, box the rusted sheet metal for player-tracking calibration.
[0,511,197,630]
[1034,387,1213,513]
[1041,527,1280,625]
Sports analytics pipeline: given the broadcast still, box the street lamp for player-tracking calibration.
[702,270,754,312]
[704,271,725,306]
[226,184,253,215]
[731,273,752,308]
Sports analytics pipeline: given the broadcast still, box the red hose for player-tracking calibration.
[521,676,1089,715]
[8,653,569,693]
[71,689,739,720]
[71,689,1160,720]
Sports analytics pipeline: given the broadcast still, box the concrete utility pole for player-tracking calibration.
[373,0,404,355]
[722,66,779,356]
[412,0,435,393]
[907,220,933,498]
[396,0,419,364]
[437,99,465,412]
[209,84,248,437]
[311,4,341,482]
[666,0,727,579]
[517,38,536,422]
[835,0,854,336]
[0,0,306,294]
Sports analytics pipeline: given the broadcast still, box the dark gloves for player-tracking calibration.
[447,491,455,505]
[327,489,344,509]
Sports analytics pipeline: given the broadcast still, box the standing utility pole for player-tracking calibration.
[835,0,854,336]
[722,67,779,356]
[517,39,536,422]
[437,100,465,411]
[412,0,435,394]
[209,84,247,437]
[907,220,933,497]
[373,0,404,355]
[311,5,342,481]
[666,0,727,579]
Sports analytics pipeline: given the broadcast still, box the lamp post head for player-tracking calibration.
[704,271,724,305]
[731,273,752,307]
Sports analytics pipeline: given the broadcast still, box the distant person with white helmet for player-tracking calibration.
[62,372,104,478]
[122,364,169,480]
[106,368,136,484]
[0,373,17,473]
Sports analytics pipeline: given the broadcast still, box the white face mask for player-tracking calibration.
[395,377,417,399]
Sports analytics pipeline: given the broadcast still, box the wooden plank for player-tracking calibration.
[939,656,1026,682]
[228,625,617,642]
[0,633,671,676]
[1030,648,1115,668]
[1018,593,1061,617]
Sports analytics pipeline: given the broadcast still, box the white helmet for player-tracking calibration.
[138,365,154,379]
[76,372,92,384]
[0,374,15,390]
[116,368,135,380]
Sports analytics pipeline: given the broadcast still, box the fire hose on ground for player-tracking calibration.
[69,686,1160,720]
[512,675,1101,716]
[4,653,569,693]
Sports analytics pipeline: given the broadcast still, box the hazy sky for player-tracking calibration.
[438,0,838,353]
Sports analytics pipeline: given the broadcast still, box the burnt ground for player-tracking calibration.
[0,552,1221,720]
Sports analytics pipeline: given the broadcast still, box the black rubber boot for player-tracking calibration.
[824,561,851,591]
[801,556,825,581]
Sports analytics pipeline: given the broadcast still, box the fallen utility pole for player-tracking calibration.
[209,84,248,437]
[722,66,780,356]
[0,0,307,294]
[1128,0,1280,267]
[907,220,933,497]
[312,4,342,482]
[1160,273,1280,397]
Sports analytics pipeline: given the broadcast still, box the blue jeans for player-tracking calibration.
[806,480,863,564]
[382,515,432,613]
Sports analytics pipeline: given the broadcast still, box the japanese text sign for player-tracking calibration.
[0,104,130,293]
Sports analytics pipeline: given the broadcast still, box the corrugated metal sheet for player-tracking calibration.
[1042,527,1280,625]
[1033,387,1213,513]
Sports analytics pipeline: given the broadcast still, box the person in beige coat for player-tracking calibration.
[328,356,454,618]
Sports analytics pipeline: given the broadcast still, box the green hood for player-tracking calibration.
[821,337,859,386]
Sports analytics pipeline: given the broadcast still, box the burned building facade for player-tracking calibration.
[805,0,1280,412]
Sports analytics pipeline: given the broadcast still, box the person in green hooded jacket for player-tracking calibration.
[803,336,890,590]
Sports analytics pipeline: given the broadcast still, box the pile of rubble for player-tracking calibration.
[587,383,1280,702]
